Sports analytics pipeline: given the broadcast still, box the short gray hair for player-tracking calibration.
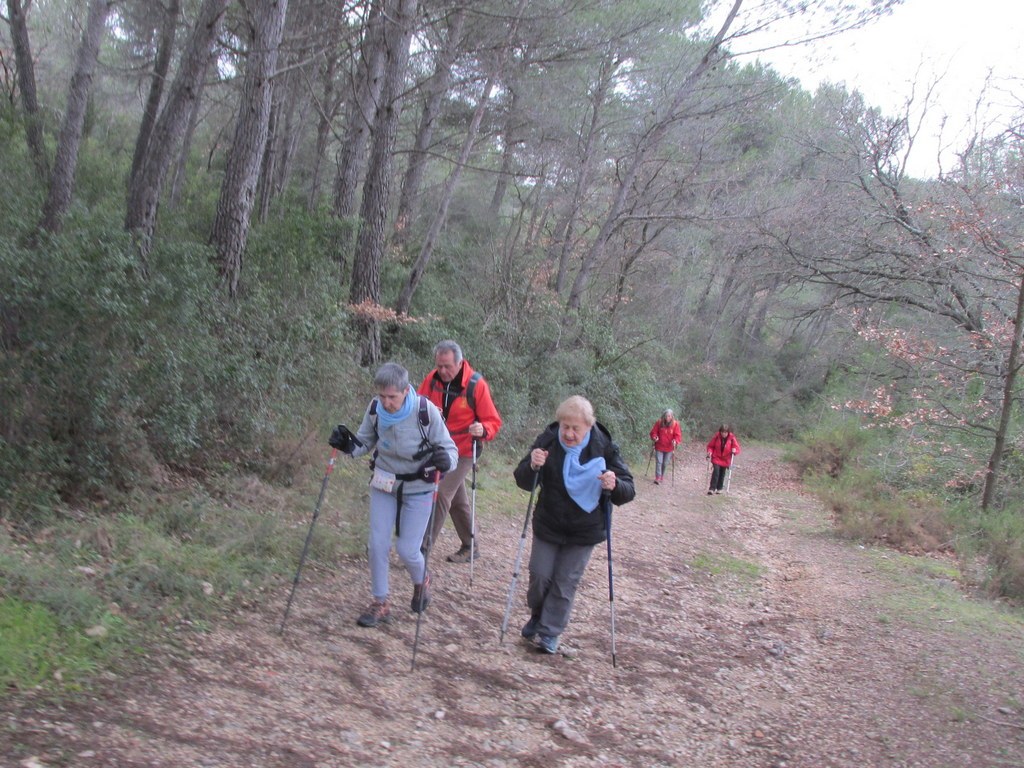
[374,362,410,391]
[433,339,463,364]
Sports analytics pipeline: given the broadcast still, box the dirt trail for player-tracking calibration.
[7,445,1024,767]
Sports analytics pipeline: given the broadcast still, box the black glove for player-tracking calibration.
[425,444,452,473]
[328,424,360,454]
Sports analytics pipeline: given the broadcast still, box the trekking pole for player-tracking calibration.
[411,470,442,672]
[469,438,478,588]
[499,470,541,644]
[671,449,676,486]
[279,448,338,635]
[725,454,736,493]
[644,445,654,477]
[603,493,617,668]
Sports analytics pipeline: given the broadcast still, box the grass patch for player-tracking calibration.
[0,595,130,692]
[0,459,377,695]
[865,549,1024,638]
[690,551,763,581]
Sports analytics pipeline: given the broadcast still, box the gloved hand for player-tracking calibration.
[328,424,360,454]
[425,444,452,473]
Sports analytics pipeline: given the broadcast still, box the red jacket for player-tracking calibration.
[418,361,502,457]
[650,419,682,452]
[706,431,740,467]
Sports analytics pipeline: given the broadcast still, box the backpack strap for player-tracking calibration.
[466,371,482,413]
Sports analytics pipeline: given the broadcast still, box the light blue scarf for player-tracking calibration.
[376,386,416,429]
[560,429,606,513]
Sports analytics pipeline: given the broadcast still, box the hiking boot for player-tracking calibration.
[707,490,714,495]
[654,476,660,485]
[521,617,540,640]
[356,599,391,628]
[447,544,479,563]
[411,573,432,613]
[535,634,559,654]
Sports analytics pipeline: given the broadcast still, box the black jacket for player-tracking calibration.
[513,421,635,546]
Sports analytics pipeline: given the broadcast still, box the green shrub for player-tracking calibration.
[788,418,871,478]
[978,510,1024,599]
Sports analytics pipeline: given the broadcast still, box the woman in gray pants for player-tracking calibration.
[512,396,635,654]
[331,362,458,628]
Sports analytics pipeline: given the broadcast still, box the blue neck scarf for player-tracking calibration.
[376,387,415,429]
[560,429,606,513]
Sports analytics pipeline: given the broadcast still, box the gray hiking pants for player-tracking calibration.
[527,536,595,639]
[654,450,671,477]
[368,486,432,599]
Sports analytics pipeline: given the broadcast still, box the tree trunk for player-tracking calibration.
[212,0,291,297]
[39,0,112,234]
[6,0,48,178]
[255,98,281,223]
[125,0,230,260]
[981,268,1024,511]
[307,50,340,212]
[393,69,496,315]
[128,0,182,192]
[349,0,418,365]
[565,0,743,315]
[553,49,615,295]
[168,53,211,210]
[393,0,527,316]
[332,0,386,221]
[489,82,523,220]
[391,5,466,245]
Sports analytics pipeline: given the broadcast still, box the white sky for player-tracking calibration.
[742,0,1024,177]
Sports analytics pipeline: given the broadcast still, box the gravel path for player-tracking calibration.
[6,444,1024,767]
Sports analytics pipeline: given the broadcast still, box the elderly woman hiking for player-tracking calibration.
[705,423,741,495]
[512,396,635,654]
[649,408,682,485]
[329,362,458,628]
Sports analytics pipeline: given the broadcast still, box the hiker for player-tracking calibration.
[329,362,458,628]
[706,423,741,495]
[418,340,503,563]
[649,408,682,484]
[513,395,635,654]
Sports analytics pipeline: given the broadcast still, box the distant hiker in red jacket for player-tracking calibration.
[706,424,740,495]
[649,409,682,485]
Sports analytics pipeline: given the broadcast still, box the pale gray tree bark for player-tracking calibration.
[306,49,341,212]
[552,47,616,295]
[349,0,419,364]
[6,0,48,178]
[39,0,113,234]
[125,0,230,259]
[564,0,744,315]
[213,0,291,297]
[332,0,386,221]
[128,0,182,192]
[393,0,527,316]
[391,4,467,245]
[168,51,211,210]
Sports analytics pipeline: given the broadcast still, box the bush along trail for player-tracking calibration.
[5,444,1024,767]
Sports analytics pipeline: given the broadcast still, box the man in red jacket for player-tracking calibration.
[419,340,503,562]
